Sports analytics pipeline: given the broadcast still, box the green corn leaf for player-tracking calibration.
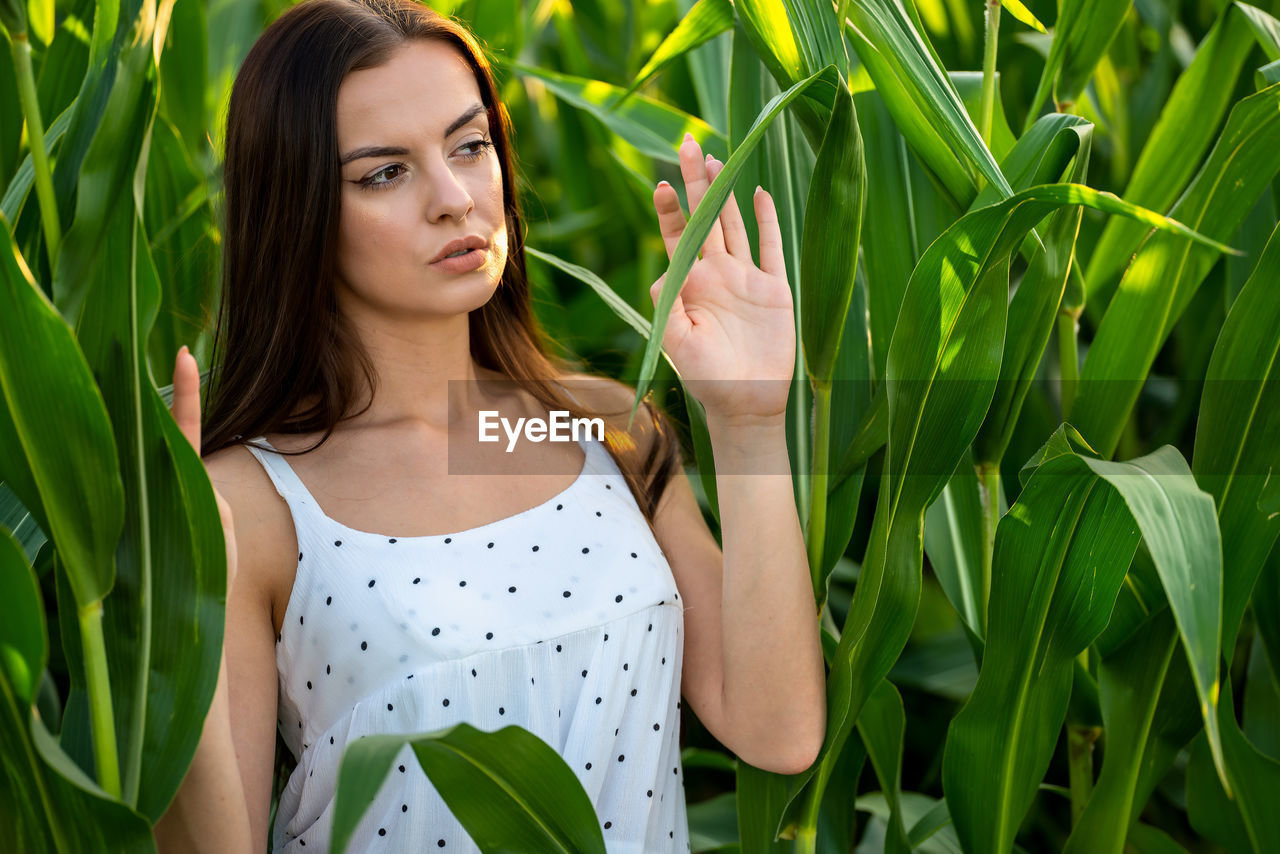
[800,82,865,385]
[923,447,990,639]
[998,0,1046,34]
[947,425,1225,852]
[141,116,217,379]
[854,67,1017,377]
[331,724,607,854]
[1063,610,1183,854]
[854,86,958,379]
[508,61,727,165]
[1186,684,1280,851]
[789,181,1225,844]
[1191,221,1280,664]
[1243,632,1280,759]
[731,0,844,148]
[0,0,23,37]
[833,383,886,487]
[819,253,874,585]
[526,246,661,348]
[952,70,1017,164]
[1024,0,1134,134]
[1071,81,1280,458]
[1083,4,1261,317]
[1074,262,1280,845]
[0,529,157,854]
[685,792,738,849]
[855,791,964,853]
[465,0,524,67]
[0,212,121,611]
[1238,1,1280,60]
[0,101,72,226]
[945,433,1140,853]
[842,0,1012,208]
[608,0,735,115]
[26,0,51,46]
[857,679,911,854]
[67,195,228,819]
[1256,548,1280,718]
[733,0,804,88]
[156,0,209,169]
[973,115,1093,467]
[51,1,164,326]
[0,531,44,701]
[41,1,227,819]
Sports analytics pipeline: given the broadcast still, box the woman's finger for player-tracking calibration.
[653,181,688,263]
[680,139,726,257]
[171,346,201,453]
[706,157,751,260]
[754,186,785,278]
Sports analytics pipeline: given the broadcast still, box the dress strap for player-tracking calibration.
[242,437,320,508]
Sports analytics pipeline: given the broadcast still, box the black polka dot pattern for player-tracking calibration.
[243,432,690,850]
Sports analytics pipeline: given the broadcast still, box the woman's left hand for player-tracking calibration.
[649,133,795,425]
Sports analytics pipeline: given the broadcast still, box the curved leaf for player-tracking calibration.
[842,0,1012,207]
[332,723,607,854]
[1186,683,1280,851]
[800,81,865,385]
[507,61,726,165]
[947,423,1225,852]
[1063,611,1183,854]
[798,180,1226,845]
[608,0,736,116]
[0,529,155,853]
[1192,221,1280,661]
[1083,5,1260,314]
[0,212,121,610]
[1072,81,1280,458]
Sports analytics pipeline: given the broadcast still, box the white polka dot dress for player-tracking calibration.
[244,431,691,852]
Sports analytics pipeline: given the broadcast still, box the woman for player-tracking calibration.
[155,0,825,850]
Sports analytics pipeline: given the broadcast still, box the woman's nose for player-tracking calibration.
[422,161,474,221]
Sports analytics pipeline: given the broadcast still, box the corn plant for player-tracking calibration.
[2,0,1279,852]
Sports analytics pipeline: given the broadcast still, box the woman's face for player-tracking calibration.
[334,39,507,320]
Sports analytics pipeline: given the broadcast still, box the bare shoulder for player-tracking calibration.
[202,442,299,633]
[561,372,660,456]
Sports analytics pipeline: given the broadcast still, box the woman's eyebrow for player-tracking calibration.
[340,102,487,165]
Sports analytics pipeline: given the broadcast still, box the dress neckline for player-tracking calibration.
[249,432,596,542]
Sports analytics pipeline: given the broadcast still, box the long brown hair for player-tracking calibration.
[202,0,682,529]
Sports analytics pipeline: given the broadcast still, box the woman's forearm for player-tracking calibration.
[707,414,827,773]
[153,649,254,853]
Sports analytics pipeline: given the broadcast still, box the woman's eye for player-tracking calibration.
[459,138,494,161]
[357,140,493,192]
[359,164,405,192]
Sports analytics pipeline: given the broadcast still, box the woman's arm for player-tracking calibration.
[654,412,826,776]
[154,447,286,852]
[154,648,256,853]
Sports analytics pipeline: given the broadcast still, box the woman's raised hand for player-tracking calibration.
[649,133,795,426]
[171,346,238,589]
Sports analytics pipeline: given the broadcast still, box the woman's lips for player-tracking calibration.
[429,247,486,272]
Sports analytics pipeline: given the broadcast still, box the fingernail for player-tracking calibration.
[179,345,189,357]
[755,185,763,195]
[683,132,693,144]
[657,180,670,189]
